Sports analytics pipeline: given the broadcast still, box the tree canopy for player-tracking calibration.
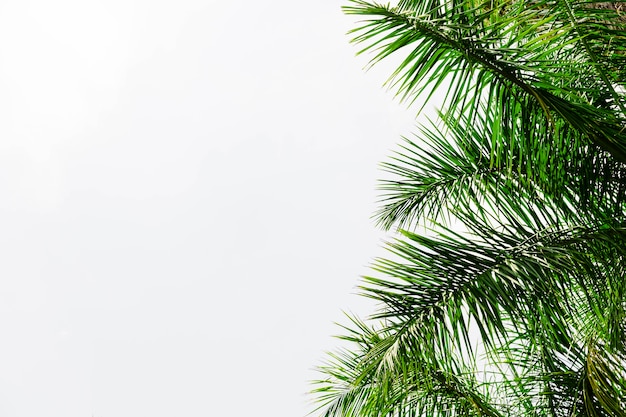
[311,1,626,416]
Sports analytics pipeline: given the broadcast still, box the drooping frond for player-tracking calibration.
[314,222,626,416]
[344,0,626,161]
[376,107,626,231]
[312,316,505,417]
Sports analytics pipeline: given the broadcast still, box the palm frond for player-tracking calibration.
[344,0,626,161]
[331,222,626,415]
[312,316,505,417]
[376,107,626,232]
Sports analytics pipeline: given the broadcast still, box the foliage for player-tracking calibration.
[312,1,626,416]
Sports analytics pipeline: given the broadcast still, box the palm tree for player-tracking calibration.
[311,1,626,416]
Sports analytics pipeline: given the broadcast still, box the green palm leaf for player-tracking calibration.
[345,0,626,161]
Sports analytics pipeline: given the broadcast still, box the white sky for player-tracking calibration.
[0,1,427,416]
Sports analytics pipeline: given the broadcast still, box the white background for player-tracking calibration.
[0,1,425,416]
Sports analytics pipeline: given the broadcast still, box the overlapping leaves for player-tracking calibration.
[312,1,626,416]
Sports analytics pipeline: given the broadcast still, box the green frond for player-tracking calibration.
[312,317,505,417]
[344,0,626,161]
[375,107,626,232]
[313,221,626,416]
